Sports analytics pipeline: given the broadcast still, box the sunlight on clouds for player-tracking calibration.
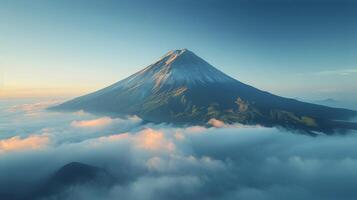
[86,128,176,151]
[71,117,113,128]
[207,118,262,129]
[3,99,357,199]
[0,135,49,152]
[207,118,227,128]
[184,126,206,133]
[135,128,175,151]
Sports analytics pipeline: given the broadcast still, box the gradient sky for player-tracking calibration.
[1,0,357,100]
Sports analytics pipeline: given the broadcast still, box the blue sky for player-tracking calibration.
[1,0,357,100]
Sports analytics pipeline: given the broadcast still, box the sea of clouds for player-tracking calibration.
[1,99,357,200]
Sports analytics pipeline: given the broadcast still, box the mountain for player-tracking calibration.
[313,98,341,107]
[32,162,114,199]
[51,49,357,134]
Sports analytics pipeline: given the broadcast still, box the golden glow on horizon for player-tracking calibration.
[0,85,97,99]
[0,135,49,152]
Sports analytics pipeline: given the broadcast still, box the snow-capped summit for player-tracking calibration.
[159,48,188,64]
[118,49,236,91]
[52,49,357,134]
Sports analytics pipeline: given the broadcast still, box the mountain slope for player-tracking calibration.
[52,49,357,134]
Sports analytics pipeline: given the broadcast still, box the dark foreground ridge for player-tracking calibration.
[51,49,357,134]
[0,162,116,200]
[32,162,115,199]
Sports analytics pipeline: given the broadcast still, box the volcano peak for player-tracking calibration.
[52,49,357,134]
[167,48,188,56]
[158,48,195,66]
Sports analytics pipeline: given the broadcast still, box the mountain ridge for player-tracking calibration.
[51,49,357,134]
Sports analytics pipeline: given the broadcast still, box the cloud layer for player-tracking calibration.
[0,135,49,152]
[71,117,113,128]
[1,99,357,200]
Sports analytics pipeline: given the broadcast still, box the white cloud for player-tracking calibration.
[2,99,357,200]
[0,134,49,152]
[207,118,227,128]
[71,117,113,127]
[316,68,357,76]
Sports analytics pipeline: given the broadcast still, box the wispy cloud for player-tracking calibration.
[7,100,61,116]
[316,69,357,76]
